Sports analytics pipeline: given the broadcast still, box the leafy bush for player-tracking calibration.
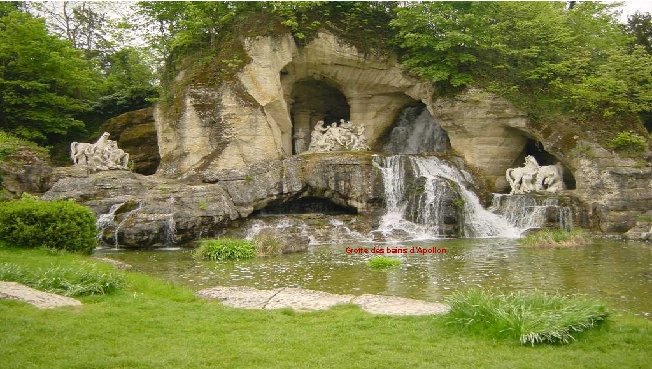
[0,262,124,296]
[367,256,401,269]
[520,229,589,248]
[0,196,97,253]
[448,289,609,345]
[0,131,48,161]
[252,233,283,256]
[608,131,648,152]
[193,238,256,261]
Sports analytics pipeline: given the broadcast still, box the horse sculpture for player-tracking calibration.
[506,155,564,194]
[70,132,129,172]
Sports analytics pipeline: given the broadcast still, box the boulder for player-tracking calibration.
[0,147,53,199]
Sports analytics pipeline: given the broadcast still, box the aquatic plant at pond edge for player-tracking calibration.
[447,289,609,345]
[519,229,589,248]
[0,262,124,296]
[252,233,282,256]
[193,238,256,261]
[368,256,401,269]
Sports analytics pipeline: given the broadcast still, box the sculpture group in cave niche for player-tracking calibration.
[506,155,564,194]
[306,120,370,152]
[70,132,130,172]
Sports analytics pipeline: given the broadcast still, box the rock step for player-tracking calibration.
[0,282,82,309]
[197,286,450,316]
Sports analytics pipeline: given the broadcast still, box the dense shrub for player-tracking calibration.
[448,289,609,345]
[0,262,124,296]
[193,238,256,261]
[608,131,648,152]
[520,229,589,248]
[367,256,401,269]
[0,196,97,253]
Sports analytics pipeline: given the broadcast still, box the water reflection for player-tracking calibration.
[98,238,652,317]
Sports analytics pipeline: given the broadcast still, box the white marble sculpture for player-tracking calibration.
[294,128,308,153]
[70,132,130,172]
[506,155,565,194]
[306,120,370,152]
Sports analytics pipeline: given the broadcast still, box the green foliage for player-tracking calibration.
[193,238,256,261]
[392,2,652,127]
[1,247,651,368]
[520,229,589,248]
[367,256,401,269]
[627,11,652,54]
[252,233,282,256]
[452,197,465,210]
[0,10,101,144]
[197,200,208,211]
[447,289,609,345]
[0,262,124,296]
[608,131,648,152]
[0,195,97,254]
[0,130,48,160]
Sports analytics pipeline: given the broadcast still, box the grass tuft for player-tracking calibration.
[367,256,401,269]
[193,238,256,261]
[520,229,589,248]
[0,262,124,296]
[447,289,609,345]
[252,233,283,257]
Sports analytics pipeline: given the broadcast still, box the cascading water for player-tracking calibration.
[96,202,124,242]
[161,196,178,249]
[489,194,574,231]
[383,105,451,154]
[374,155,520,239]
[113,201,143,249]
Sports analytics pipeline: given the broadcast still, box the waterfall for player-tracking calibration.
[383,105,450,154]
[489,194,574,232]
[113,201,143,248]
[374,155,520,239]
[96,202,124,242]
[162,196,177,248]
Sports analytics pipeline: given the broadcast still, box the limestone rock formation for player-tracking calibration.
[0,147,52,199]
[44,152,383,248]
[101,107,160,175]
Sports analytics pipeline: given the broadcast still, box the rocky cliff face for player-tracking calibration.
[101,107,160,175]
[43,152,383,248]
[42,31,652,239]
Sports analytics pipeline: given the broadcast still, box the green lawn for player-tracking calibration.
[1,248,651,369]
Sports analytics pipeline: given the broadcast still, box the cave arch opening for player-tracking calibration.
[289,78,350,154]
[252,196,358,216]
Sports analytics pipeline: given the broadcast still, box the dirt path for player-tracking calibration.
[198,286,450,316]
[0,282,81,309]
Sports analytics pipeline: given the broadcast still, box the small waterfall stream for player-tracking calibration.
[489,194,574,231]
[374,155,520,239]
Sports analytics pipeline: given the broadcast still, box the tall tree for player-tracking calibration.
[627,11,652,54]
[0,9,101,143]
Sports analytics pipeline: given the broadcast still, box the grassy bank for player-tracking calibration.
[1,247,651,369]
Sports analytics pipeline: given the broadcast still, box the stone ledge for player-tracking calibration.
[0,281,82,309]
[197,286,450,316]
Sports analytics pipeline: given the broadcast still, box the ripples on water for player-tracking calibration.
[98,238,652,318]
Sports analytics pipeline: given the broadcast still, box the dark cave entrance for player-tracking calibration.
[290,78,350,154]
[513,138,576,190]
[252,196,358,216]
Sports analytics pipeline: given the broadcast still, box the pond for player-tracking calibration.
[98,238,652,318]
